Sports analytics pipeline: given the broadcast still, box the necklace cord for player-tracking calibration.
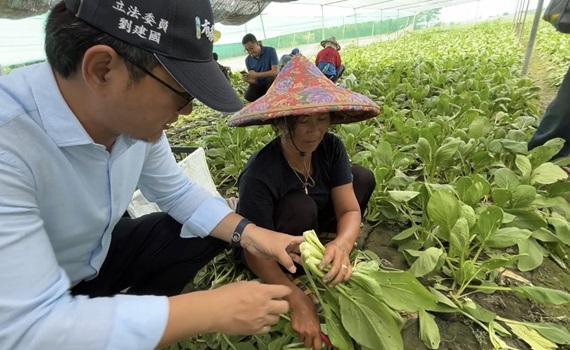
[284,154,315,194]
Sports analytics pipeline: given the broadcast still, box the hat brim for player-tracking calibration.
[227,56,380,127]
[320,40,341,51]
[157,55,243,113]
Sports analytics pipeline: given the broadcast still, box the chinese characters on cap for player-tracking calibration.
[111,0,215,45]
[113,0,168,44]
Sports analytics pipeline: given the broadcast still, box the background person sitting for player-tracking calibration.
[213,52,231,81]
[241,33,279,102]
[315,36,345,83]
[279,48,300,68]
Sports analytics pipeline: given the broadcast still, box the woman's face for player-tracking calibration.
[287,113,331,154]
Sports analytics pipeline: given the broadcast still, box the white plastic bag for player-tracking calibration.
[127,147,223,218]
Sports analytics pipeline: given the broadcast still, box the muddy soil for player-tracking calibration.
[362,224,570,350]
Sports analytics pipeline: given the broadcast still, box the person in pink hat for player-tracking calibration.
[228,55,379,350]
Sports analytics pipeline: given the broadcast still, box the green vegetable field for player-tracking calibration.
[164,20,570,350]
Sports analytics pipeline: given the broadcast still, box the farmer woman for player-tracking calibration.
[227,55,380,350]
[315,36,345,82]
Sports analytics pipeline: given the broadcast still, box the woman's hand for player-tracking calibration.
[320,239,353,287]
[289,291,323,350]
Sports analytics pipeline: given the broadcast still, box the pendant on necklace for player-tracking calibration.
[304,186,308,195]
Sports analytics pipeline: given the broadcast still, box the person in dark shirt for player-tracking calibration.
[213,52,231,81]
[315,36,345,82]
[228,55,379,350]
[241,33,279,102]
[279,48,300,68]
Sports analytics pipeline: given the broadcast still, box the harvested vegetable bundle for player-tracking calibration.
[300,229,439,350]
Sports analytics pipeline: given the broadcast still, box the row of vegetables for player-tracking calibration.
[164,20,570,349]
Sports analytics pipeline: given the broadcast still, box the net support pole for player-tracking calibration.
[522,0,545,75]
[518,0,531,42]
[381,10,384,34]
[354,8,358,45]
[513,0,522,28]
[397,9,400,37]
[259,14,267,40]
[321,5,325,41]
[516,0,526,31]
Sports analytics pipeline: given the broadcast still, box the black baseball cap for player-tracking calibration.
[64,0,243,113]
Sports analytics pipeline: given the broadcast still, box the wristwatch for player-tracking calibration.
[230,218,251,248]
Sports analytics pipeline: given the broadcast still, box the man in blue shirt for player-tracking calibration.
[242,33,279,102]
[0,0,304,349]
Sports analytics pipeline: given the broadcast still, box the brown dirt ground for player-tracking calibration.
[361,222,570,350]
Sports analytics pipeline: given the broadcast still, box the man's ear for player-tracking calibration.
[81,45,126,95]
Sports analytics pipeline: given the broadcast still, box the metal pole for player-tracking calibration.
[518,0,531,42]
[380,10,383,35]
[397,9,400,37]
[321,5,325,41]
[513,0,523,28]
[516,0,526,31]
[354,8,358,45]
[260,14,267,40]
[522,0,545,75]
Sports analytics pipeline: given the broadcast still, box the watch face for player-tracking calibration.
[231,232,240,243]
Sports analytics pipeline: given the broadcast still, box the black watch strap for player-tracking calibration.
[230,218,251,248]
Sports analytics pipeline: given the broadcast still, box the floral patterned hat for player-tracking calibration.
[320,36,341,51]
[227,55,380,127]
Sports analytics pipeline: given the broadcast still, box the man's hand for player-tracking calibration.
[207,281,291,334]
[241,226,303,274]
[159,281,292,346]
[289,291,322,350]
[241,73,257,85]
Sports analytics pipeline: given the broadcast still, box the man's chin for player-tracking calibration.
[132,132,164,144]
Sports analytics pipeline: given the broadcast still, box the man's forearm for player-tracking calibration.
[256,71,277,78]
[208,212,259,248]
[250,66,278,79]
[208,212,243,242]
[159,291,218,346]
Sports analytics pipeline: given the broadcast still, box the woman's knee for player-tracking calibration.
[352,165,376,194]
